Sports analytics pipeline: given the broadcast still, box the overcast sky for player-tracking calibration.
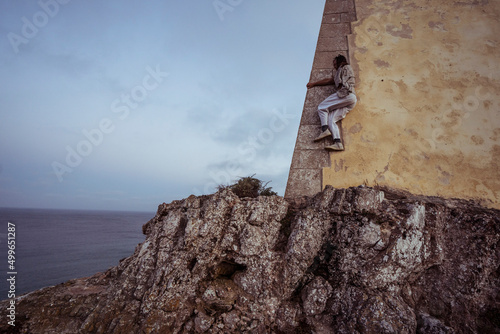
[0,0,325,212]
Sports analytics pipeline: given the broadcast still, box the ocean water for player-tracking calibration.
[0,208,154,299]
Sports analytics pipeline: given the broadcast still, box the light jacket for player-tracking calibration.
[334,64,355,98]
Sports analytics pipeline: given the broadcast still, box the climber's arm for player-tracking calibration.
[306,77,335,89]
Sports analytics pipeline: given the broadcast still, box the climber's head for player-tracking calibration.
[334,54,348,69]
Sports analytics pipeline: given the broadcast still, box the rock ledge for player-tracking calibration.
[1,186,499,333]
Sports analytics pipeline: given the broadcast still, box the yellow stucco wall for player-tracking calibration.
[322,0,500,208]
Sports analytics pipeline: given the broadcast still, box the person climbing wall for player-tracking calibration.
[306,54,357,151]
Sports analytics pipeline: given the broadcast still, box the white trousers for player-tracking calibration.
[318,92,357,140]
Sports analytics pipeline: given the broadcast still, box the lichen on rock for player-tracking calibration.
[1,186,499,333]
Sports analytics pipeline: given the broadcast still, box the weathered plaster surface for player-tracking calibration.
[322,0,500,208]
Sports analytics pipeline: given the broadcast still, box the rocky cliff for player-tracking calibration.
[1,186,499,333]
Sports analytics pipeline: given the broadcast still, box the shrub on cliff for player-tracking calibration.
[219,175,277,198]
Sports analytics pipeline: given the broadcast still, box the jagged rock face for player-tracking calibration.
[1,186,499,333]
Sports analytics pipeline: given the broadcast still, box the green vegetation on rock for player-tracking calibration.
[218,175,277,198]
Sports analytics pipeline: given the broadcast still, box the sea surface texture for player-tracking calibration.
[0,208,152,298]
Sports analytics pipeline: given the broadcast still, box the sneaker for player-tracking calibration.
[313,129,331,142]
[325,142,344,151]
